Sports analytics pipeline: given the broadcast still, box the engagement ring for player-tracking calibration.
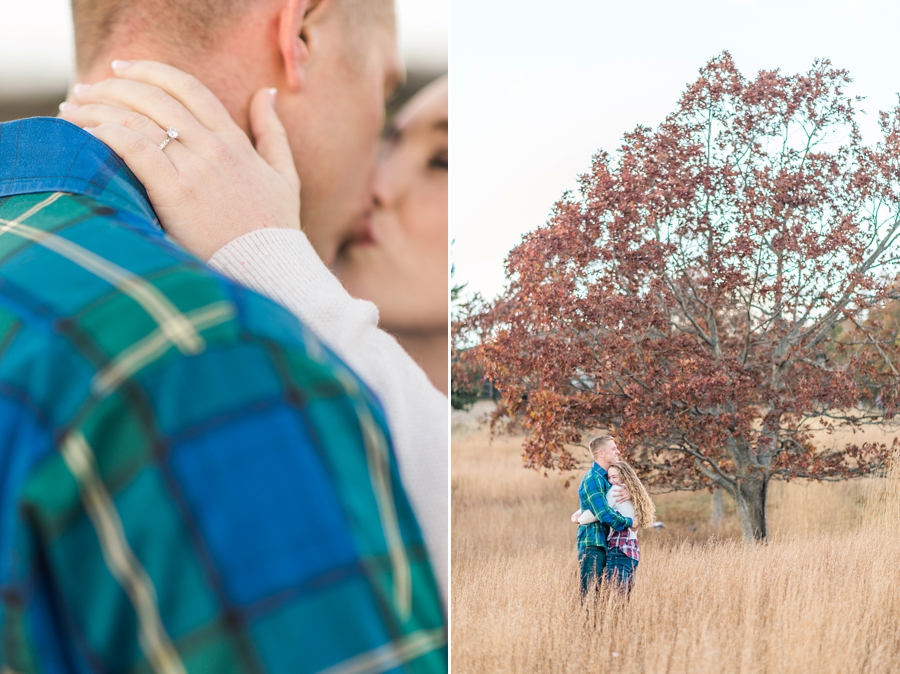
[159,127,179,151]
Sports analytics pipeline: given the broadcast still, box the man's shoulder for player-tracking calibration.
[0,190,300,339]
[579,467,599,490]
[580,467,609,494]
[3,191,218,336]
[0,190,371,432]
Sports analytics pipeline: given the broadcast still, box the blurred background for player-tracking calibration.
[0,0,447,122]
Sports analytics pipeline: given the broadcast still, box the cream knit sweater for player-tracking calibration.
[208,228,448,604]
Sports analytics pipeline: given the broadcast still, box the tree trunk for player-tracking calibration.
[734,476,768,541]
[710,487,723,526]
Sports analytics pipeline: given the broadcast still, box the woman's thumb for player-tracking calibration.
[249,88,300,191]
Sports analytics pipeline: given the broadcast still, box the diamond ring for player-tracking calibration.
[159,127,179,151]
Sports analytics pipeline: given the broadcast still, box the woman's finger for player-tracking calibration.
[59,102,169,148]
[70,79,207,149]
[83,122,181,192]
[110,60,236,134]
[249,88,300,194]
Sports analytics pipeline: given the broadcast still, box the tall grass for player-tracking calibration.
[451,417,900,673]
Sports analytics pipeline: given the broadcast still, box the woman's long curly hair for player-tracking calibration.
[611,461,656,528]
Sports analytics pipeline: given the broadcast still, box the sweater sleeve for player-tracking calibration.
[608,493,636,521]
[208,228,448,604]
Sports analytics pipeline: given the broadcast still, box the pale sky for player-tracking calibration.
[0,0,447,98]
[452,0,900,300]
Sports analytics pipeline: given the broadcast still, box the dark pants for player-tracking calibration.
[605,546,638,595]
[579,545,607,597]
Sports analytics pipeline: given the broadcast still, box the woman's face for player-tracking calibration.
[608,467,623,486]
[333,77,448,334]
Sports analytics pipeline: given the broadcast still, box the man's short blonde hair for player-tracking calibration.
[589,435,615,457]
[71,0,393,74]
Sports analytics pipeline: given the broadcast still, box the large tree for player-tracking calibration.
[467,53,900,541]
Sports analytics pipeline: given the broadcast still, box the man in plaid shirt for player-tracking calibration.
[0,119,445,674]
[0,0,446,671]
[576,436,633,596]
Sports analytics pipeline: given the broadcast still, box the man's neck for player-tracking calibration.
[595,459,611,471]
[75,27,272,136]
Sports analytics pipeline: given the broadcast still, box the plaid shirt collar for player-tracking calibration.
[592,461,609,484]
[0,117,160,230]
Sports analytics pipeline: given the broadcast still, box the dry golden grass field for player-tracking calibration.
[451,403,900,674]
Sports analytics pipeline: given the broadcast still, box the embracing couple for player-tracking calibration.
[572,436,656,597]
[0,0,446,671]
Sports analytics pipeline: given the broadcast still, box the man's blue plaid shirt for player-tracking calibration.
[0,117,446,673]
[577,463,632,552]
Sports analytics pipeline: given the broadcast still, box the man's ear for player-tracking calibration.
[277,0,327,91]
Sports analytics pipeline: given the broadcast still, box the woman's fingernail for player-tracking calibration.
[73,83,91,95]
[111,59,133,70]
[82,126,97,135]
[268,88,277,107]
[58,101,79,112]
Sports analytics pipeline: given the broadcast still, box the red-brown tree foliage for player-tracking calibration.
[464,53,900,541]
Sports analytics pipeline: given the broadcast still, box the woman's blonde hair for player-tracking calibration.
[610,461,656,528]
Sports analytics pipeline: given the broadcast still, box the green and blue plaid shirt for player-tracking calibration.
[0,117,446,673]
[577,463,632,552]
